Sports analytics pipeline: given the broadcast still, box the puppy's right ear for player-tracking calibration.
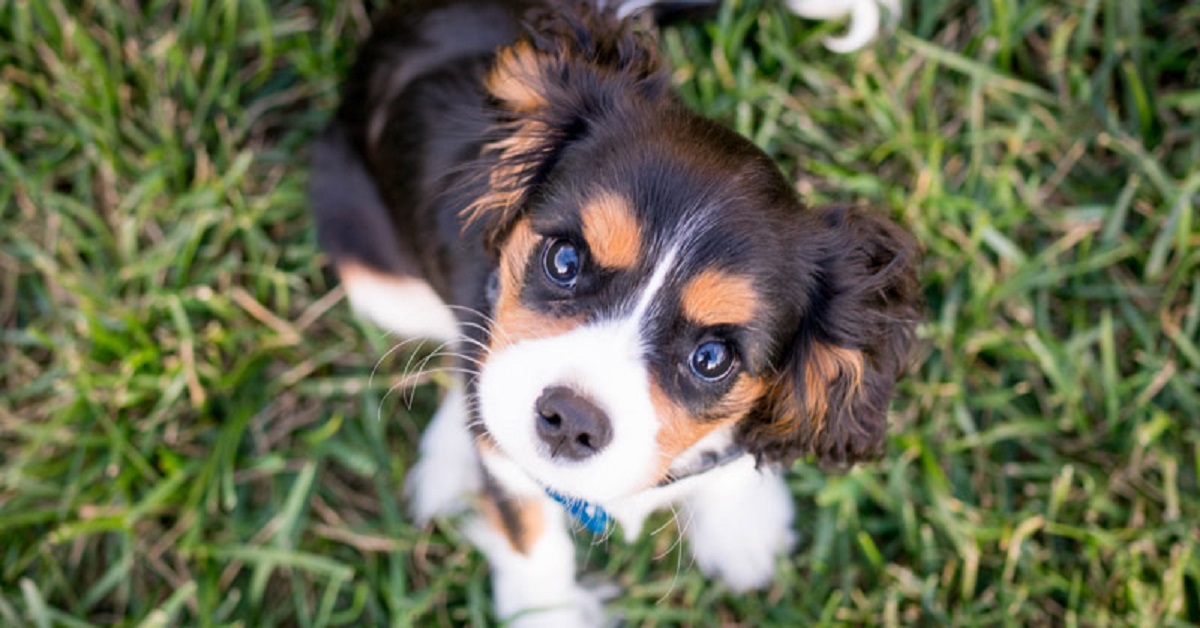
[463,2,670,253]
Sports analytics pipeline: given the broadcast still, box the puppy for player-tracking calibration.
[310,0,920,624]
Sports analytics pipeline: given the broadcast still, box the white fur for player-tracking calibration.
[463,503,607,627]
[475,324,660,500]
[339,264,460,341]
[481,406,795,596]
[612,0,659,19]
[476,249,679,502]
[679,460,795,591]
[607,0,899,52]
[785,0,901,52]
[351,217,796,621]
[405,387,481,523]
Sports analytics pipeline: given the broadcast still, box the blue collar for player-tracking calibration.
[544,445,747,534]
[545,488,611,533]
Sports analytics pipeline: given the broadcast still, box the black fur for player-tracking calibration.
[311,0,921,471]
[738,207,921,467]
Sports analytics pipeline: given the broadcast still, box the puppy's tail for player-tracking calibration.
[605,0,722,23]
[785,0,900,52]
[608,0,900,52]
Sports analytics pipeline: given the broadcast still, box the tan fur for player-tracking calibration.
[764,342,864,438]
[475,433,500,454]
[460,42,558,231]
[479,492,546,555]
[716,375,768,420]
[462,119,550,228]
[485,41,549,112]
[680,269,759,327]
[650,375,764,476]
[802,343,864,436]
[498,220,541,293]
[581,192,641,270]
[475,402,545,555]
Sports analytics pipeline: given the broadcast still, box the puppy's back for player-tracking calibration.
[312,1,530,297]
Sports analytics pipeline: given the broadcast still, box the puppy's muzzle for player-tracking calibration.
[535,386,612,461]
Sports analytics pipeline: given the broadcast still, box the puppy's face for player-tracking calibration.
[471,5,920,503]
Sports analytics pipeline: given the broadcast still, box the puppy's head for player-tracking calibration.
[471,2,920,503]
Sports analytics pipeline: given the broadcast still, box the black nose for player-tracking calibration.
[535,386,612,461]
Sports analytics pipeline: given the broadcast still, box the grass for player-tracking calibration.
[1,0,1198,625]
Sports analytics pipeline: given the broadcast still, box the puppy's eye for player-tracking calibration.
[543,238,580,288]
[690,340,735,382]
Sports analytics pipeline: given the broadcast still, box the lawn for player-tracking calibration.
[2,0,1198,625]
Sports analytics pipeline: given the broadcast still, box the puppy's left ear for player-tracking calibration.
[464,2,670,253]
[739,207,921,467]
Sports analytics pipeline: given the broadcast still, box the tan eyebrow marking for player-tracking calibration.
[581,192,641,270]
[680,269,759,327]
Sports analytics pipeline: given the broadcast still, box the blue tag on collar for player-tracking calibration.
[545,488,610,534]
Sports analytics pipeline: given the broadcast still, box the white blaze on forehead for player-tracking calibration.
[625,245,679,335]
[475,245,684,502]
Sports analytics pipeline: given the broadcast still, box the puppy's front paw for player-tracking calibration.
[499,585,607,628]
[682,466,795,592]
[689,519,794,592]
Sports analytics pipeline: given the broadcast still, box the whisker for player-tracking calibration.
[433,349,488,369]
[374,339,440,424]
[656,502,693,605]
[649,510,677,538]
[381,366,482,414]
[369,336,430,393]
[447,304,514,346]
[580,521,597,567]
[453,318,499,343]
[452,335,494,358]
[446,303,503,331]
[398,338,439,386]
[596,517,618,545]
[382,348,481,414]
[401,339,460,406]
[401,364,480,393]
[398,345,451,410]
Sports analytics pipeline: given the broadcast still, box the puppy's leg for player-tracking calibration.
[464,479,603,628]
[405,387,481,523]
[679,460,795,592]
[309,123,459,342]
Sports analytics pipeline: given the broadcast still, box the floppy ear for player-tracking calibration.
[463,1,670,253]
[738,207,921,467]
